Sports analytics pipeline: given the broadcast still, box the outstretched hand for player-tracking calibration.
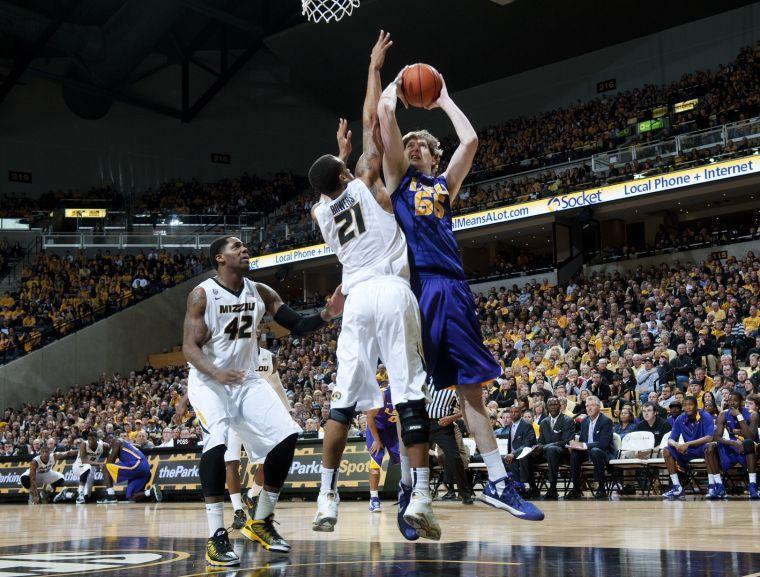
[370,30,393,71]
[336,118,352,161]
[426,68,449,110]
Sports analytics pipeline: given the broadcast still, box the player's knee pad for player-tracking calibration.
[263,433,298,489]
[742,439,754,454]
[199,444,227,498]
[51,478,64,489]
[79,469,91,484]
[329,405,356,425]
[396,399,430,446]
[20,475,30,489]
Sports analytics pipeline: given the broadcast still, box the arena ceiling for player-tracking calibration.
[0,0,754,121]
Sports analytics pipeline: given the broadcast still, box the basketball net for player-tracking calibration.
[302,0,360,23]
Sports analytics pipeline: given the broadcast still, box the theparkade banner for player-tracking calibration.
[0,439,398,501]
[248,154,758,271]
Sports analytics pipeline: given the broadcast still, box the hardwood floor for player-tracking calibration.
[1,499,759,576]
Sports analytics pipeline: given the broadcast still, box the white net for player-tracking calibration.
[302,0,361,23]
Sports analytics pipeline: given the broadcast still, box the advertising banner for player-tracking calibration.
[249,155,759,271]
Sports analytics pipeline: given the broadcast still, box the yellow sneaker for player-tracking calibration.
[241,515,290,553]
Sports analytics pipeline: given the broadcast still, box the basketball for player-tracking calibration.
[400,63,443,108]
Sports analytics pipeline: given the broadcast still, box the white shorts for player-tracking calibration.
[332,277,427,412]
[21,469,65,487]
[189,371,302,462]
[225,428,264,465]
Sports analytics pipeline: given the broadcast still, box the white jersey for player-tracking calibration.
[256,347,274,377]
[313,179,409,293]
[33,453,56,474]
[188,277,266,383]
[74,440,105,466]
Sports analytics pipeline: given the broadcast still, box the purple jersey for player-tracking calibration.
[391,166,465,280]
[374,387,398,430]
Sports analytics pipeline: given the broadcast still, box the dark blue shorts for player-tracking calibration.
[413,276,500,389]
[716,444,747,471]
[666,445,705,471]
[107,460,151,499]
[366,427,400,467]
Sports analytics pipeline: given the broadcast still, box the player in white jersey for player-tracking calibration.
[183,235,344,566]
[20,441,74,504]
[72,431,109,504]
[226,345,293,529]
[307,31,439,540]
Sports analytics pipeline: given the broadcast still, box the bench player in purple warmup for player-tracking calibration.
[378,66,543,524]
[365,384,400,512]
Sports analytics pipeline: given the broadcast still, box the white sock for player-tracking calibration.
[669,473,680,487]
[400,456,412,487]
[749,473,757,484]
[708,474,716,484]
[106,487,115,496]
[230,492,243,511]
[249,481,263,498]
[320,467,338,494]
[254,490,279,520]
[205,502,225,538]
[78,484,85,495]
[482,448,508,487]
[411,467,429,496]
[370,490,379,499]
[714,473,723,485]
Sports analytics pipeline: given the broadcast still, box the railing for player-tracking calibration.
[591,117,760,172]
[42,230,256,250]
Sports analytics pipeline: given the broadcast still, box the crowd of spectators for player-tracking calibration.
[2,250,758,490]
[0,249,208,362]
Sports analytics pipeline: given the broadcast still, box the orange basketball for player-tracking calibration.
[400,64,443,109]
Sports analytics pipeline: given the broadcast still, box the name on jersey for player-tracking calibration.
[330,193,357,216]
[219,302,256,314]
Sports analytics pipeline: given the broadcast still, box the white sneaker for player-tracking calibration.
[76,493,86,505]
[312,491,339,532]
[402,491,441,540]
[53,490,70,503]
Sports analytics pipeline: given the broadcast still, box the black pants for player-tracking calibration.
[570,448,609,486]
[507,450,533,485]
[430,422,471,495]
[539,445,570,485]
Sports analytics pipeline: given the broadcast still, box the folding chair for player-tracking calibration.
[462,438,488,490]
[607,431,655,494]
[645,435,671,495]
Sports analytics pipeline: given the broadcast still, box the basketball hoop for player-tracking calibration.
[302,0,360,23]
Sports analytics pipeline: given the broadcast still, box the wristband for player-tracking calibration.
[736,414,744,422]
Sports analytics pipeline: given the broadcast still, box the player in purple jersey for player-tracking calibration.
[704,391,759,500]
[365,385,400,512]
[378,68,543,522]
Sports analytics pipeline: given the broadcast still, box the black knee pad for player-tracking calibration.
[742,439,755,454]
[200,444,227,498]
[396,399,430,446]
[263,433,299,489]
[20,475,30,489]
[51,478,64,489]
[329,404,356,425]
[79,470,90,484]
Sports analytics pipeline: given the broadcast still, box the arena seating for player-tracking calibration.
[2,249,757,493]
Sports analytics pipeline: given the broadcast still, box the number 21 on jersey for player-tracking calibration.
[334,203,366,246]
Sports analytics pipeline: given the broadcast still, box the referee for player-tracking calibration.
[428,387,473,504]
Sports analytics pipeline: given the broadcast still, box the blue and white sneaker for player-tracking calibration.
[748,482,759,500]
[479,475,544,521]
[662,485,685,500]
[707,483,719,500]
[369,496,382,512]
[396,482,419,541]
[714,483,727,500]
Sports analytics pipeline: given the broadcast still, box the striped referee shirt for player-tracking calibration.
[427,388,458,420]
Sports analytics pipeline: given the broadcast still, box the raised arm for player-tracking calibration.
[182,287,244,386]
[378,75,409,193]
[257,282,344,334]
[435,77,478,202]
[355,31,394,213]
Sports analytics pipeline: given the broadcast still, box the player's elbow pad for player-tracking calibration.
[274,304,326,336]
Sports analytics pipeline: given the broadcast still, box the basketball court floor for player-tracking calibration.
[2,499,759,576]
